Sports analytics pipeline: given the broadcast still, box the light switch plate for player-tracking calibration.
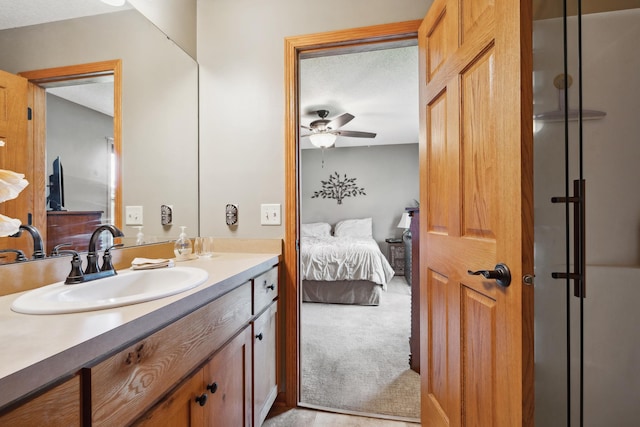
[125,205,143,225]
[261,203,281,225]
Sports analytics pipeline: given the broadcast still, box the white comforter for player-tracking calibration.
[300,236,395,287]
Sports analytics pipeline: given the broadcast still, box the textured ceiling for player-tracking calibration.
[299,45,418,149]
[48,83,114,117]
[0,0,131,30]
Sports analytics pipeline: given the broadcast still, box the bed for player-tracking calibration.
[300,218,395,305]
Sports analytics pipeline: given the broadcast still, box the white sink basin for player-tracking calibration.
[11,267,209,315]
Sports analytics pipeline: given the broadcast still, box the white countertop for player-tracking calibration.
[0,252,279,410]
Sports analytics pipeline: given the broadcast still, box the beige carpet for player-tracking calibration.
[300,277,420,420]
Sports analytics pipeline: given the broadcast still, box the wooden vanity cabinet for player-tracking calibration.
[130,264,279,427]
[0,375,81,426]
[91,282,252,426]
[134,326,253,427]
[251,266,279,427]
[0,262,280,427]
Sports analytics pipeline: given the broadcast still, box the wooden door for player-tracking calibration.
[0,70,30,255]
[418,0,534,426]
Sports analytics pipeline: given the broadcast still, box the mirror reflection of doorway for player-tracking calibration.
[20,60,122,254]
[44,79,115,252]
[298,41,420,421]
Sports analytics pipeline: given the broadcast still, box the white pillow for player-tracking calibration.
[334,218,373,238]
[301,222,332,237]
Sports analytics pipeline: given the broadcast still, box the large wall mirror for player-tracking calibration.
[0,2,199,264]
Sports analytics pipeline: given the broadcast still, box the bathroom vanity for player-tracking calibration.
[0,249,280,426]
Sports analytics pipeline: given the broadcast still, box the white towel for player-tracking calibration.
[131,257,175,270]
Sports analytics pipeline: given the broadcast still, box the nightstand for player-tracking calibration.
[385,238,405,275]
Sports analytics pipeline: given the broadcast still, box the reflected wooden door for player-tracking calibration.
[418,0,534,426]
[0,70,31,256]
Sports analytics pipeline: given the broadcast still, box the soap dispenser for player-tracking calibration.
[134,226,145,245]
[174,226,193,261]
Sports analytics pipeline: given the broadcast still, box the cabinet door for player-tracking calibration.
[253,302,278,427]
[204,326,253,427]
[0,375,80,426]
[133,372,204,427]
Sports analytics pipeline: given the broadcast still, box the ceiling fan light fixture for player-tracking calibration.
[309,132,337,148]
[101,0,126,6]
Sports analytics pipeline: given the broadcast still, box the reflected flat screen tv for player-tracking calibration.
[47,156,65,211]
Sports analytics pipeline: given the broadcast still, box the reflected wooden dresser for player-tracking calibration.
[46,210,103,254]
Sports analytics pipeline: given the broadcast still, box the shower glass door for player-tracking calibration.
[533,1,640,425]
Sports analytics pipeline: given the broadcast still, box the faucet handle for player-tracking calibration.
[51,243,73,257]
[101,244,124,272]
[0,249,28,262]
[58,250,85,285]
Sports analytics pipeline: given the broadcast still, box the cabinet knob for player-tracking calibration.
[195,393,208,406]
[256,332,264,341]
[264,280,275,291]
[207,382,218,394]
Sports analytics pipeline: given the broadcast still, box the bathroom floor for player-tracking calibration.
[263,408,419,426]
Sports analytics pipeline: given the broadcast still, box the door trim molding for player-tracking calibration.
[283,20,421,408]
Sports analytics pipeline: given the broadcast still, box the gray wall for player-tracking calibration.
[128,0,197,59]
[46,95,112,216]
[301,144,418,245]
[197,0,432,238]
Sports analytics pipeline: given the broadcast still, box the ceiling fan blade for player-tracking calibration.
[336,130,377,138]
[327,113,354,129]
[300,133,311,138]
[301,125,312,130]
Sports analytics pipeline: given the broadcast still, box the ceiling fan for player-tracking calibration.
[301,109,376,148]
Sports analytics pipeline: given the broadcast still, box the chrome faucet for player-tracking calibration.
[85,224,124,274]
[10,224,45,259]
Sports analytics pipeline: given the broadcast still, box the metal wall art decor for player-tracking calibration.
[311,171,366,205]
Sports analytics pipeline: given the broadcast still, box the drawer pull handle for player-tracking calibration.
[195,393,208,406]
[264,280,275,291]
[256,333,264,341]
[207,382,218,394]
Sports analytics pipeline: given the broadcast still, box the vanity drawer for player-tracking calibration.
[90,281,252,427]
[253,265,278,315]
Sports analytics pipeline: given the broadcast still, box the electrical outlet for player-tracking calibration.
[226,204,238,226]
[161,204,173,226]
[125,206,143,225]
[260,203,281,225]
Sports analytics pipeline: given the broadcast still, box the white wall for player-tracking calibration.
[533,9,640,427]
[197,0,431,238]
[301,144,418,246]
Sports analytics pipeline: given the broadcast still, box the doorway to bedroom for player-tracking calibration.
[297,37,420,421]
